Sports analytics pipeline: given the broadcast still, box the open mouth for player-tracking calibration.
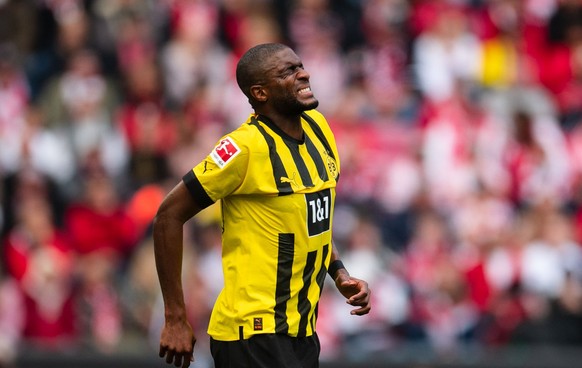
[298,87,311,95]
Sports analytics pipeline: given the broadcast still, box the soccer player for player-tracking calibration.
[154,43,371,368]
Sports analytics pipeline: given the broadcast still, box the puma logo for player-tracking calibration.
[280,172,299,187]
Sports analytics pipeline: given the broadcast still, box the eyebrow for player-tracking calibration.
[278,60,302,72]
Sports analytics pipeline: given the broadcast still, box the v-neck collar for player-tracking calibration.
[256,114,305,144]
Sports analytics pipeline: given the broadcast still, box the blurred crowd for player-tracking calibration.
[1,0,582,366]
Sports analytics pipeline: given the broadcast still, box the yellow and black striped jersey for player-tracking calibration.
[183,109,340,341]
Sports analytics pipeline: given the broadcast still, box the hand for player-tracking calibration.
[159,319,196,368]
[335,273,371,316]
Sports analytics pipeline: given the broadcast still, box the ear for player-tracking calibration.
[250,84,268,103]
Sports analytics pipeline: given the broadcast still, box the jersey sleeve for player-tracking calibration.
[183,134,249,203]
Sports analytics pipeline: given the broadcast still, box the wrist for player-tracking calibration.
[328,260,346,281]
[164,305,188,322]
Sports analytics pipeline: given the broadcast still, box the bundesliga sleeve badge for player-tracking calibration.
[210,137,241,168]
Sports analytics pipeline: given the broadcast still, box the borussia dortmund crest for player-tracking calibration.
[325,151,338,180]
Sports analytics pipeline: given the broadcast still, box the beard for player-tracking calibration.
[274,92,319,115]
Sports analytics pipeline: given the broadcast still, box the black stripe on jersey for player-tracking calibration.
[304,134,328,181]
[250,117,293,195]
[297,250,317,337]
[311,244,329,331]
[311,304,317,333]
[275,233,295,334]
[283,141,314,188]
[301,112,336,161]
[316,244,329,296]
[182,170,215,209]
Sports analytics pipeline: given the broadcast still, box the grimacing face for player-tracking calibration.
[263,48,319,115]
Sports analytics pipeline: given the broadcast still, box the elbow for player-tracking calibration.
[152,211,163,232]
[152,202,173,235]
[152,199,191,234]
[153,182,200,233]
[152,211,164,240]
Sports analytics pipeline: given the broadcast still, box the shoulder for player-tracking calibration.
[302,109,334,136]
[209,117,267,163]
[225,118,267,150]
[302,109,333,130]
[302,109,327,123]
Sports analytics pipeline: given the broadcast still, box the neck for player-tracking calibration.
[256,110,303,141]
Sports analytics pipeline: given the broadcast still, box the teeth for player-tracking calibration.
[299,87,310,94]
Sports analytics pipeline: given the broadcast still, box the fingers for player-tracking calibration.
[181,338,196,368]
[341,279,368,301]
[345,288,367,302]
[159,322,196,367]
[182,353,193,368]
[159,345,194,368]
[175,353,194,368]
[347,295,371,314]
[348,303,371,315]
[343,278,371,316]
[165,350,175,365]
[173,354,182,367]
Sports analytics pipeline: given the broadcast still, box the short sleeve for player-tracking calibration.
[190,135,249,202]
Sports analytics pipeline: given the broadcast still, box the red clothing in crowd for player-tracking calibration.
[117,102,178,156]
[64,203,138,257]
[3,229,77,345]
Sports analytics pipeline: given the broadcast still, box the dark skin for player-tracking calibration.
[249,47,319,139]
[154,46,371,368]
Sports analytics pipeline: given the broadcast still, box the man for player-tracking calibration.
[154,43,371,368]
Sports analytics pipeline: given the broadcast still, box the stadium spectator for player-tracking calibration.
[116,56,177,189]
[63,171,138,351]
[0,259,24,367]
[2,196,76,349]
[412,3,482,103]
[36,48,128,189]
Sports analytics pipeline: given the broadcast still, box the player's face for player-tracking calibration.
[264,48,319,115]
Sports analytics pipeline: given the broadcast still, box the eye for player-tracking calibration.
[279,64,303,78]
[293,64,304,72]
[279,64,303,79]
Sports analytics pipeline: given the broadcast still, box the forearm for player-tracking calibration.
[153,213,188,321]
[153,182,202,322]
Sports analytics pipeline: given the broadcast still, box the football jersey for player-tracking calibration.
[183,109,340,341]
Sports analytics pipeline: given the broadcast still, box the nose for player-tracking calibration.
[297,67,310,80]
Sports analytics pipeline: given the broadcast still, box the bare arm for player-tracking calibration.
[329,244,371,316]
[153,181,203,368]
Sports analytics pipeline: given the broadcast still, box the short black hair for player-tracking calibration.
[236,43,290,100]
